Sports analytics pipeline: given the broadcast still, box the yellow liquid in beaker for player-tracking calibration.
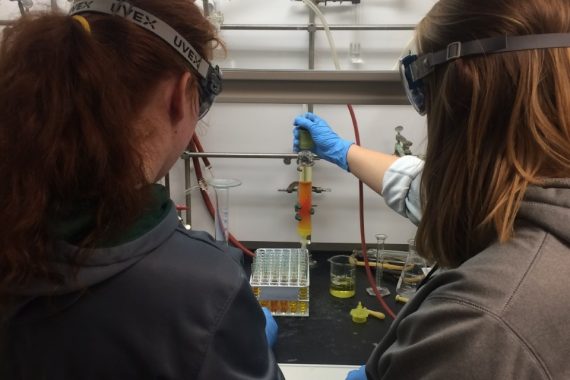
[329,276,356,298]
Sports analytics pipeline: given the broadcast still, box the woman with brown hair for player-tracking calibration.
[294,0,570,378]
[0,1,281,379]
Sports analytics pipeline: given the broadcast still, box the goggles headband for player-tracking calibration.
[401,33,570,115]
[70,0,222,119]
[409,33,570,83]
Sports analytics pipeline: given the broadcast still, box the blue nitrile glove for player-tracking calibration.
[262,307,278,348]
[346,365,367,380]
[293,112,354,171]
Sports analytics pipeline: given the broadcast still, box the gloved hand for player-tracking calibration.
[293,112,354,171]
[262,307,278,349]
[346,365,367,380]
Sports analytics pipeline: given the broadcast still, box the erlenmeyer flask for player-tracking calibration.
[396,239,427,300]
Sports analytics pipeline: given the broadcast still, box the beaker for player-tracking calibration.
[396,239,427,299]
[208,178,241,245]
[366,234,390,297]
[328,255,356,298]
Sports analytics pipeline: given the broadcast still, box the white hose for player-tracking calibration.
[299,0,341,70]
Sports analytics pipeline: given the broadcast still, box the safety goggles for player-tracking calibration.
[399,33,570,115]
[70,0,223,120]
[196,64,222,119]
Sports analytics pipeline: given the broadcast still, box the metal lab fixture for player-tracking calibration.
[1,17,414,105]
[307,0,316,112]
[220,24,415,31]
[394,126,414,156]
[182,151,320,166]
[218,69,408,105]
[181,151,320,228]
[278,181,331,194]
[1,0,59,24]
[215,0,414,106]
[292,0,361,3]
[9,0,31,15]
[216,23,415,106]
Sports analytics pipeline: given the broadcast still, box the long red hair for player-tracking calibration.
[0,0,221,306]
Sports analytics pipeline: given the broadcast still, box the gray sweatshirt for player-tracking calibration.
[1,190,282,380]
[367,179,570,380]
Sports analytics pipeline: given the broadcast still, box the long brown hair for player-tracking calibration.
[415,0,570,267]
[0,1,220,302]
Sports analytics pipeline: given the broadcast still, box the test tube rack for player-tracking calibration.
[250,248,310,317]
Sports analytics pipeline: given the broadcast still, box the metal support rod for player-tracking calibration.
[220,24,415,31]
[307,1,316,113]
[184,156,192,226]
[16,1,26,16]
[293,0,361,3]
[182,151,314,160]
[182,151,320,165]
[182,151,319,166]
[202,0,209,17]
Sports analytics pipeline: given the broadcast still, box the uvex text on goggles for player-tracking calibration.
[400,33,570,115]
[70,0,222,119]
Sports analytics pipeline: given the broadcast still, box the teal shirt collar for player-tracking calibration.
[51,184,172,247]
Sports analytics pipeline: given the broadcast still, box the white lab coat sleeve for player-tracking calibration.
[381,155,424,226]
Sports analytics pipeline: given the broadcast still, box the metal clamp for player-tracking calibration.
[278,181,332,194]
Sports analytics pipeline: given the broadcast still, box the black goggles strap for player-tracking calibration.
[410,33,570,82]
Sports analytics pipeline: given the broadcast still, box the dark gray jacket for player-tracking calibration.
[367,179,570,380]
[2,202,282,380]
